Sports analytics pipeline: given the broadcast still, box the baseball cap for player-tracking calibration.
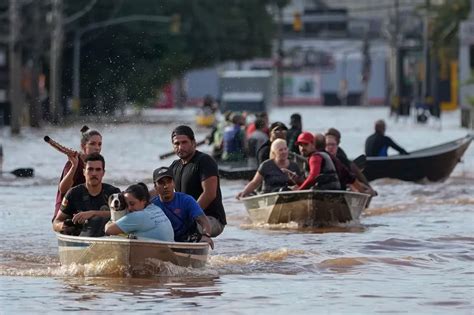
[295,132,315,145]
[153,167,173,182]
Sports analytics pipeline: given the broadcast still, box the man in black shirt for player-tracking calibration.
[53,153,120,237]
[365,120,408,157]
[286,113,302,154]
[169,125,226,237]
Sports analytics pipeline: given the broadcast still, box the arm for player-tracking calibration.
[195,214,214,249]
[72,210,111,224]
[105,222,125,235]
[297,155,322,190]
[58,155,80,194]
[197,176,218,210]
[387,137,408,155]
[52,210,69,233]
[236,172,264,199]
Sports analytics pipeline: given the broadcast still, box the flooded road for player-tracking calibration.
[1,107,473,314]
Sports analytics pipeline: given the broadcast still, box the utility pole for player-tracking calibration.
[391,0,401,118]
[49,0,63,124]
[276,3,284,107]
[9,0,22,134]
[29,0,43,128]
[422,0,431,113]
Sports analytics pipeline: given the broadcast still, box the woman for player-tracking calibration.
[105,183,174,241]
[53,126,102,221]
[236,139,303,199]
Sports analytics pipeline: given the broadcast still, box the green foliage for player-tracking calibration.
[64,0,277,112]
[428,0,470,58]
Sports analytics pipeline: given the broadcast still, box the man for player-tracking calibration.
[286,113,302,154]
[222,113,246,161]
[247,118,269,168]
[169,125,226,237]
[295,132,340,190]
[152,166,214,249]
[365,119,408,157]
[325,127,376,196]
[257,122,288,166]
[53,153,120,237]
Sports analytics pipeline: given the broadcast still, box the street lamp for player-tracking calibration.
[72,15,173,109]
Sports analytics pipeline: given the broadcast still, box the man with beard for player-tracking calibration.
[295,132,340,191]
[53,153,120,236]
[168,125,226,237]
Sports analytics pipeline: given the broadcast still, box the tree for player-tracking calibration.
[63,0,278,114]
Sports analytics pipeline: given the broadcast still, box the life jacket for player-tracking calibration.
[312,151,341,190]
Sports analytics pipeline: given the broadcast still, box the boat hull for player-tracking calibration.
[241,190,369,226]
[57,233,209,270]
[364,135,473,182]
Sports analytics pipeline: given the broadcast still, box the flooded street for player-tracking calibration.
[1,107,473,314]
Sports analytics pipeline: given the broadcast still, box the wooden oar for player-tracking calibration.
[43,136,79,157]
[1,168,35,177]
[159,139,206,160]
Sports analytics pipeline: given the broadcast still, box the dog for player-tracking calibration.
[108,193,128,222]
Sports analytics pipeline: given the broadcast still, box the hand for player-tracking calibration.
[201,235,214,250]
[72,211,94,224]
[236,192,244,200]
[67,152,79,168]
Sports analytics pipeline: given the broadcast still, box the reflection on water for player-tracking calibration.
[1,108,473,313]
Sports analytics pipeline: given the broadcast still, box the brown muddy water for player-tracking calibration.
[0,107,473,314]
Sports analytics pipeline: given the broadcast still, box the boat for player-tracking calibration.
[240,190,370,227]
[56,233,209,271]
[219,152,308,180]
[195,111,215,127]
[363,135,473,182]
[219,162,256,180]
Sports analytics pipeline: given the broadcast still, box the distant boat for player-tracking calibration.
[219,152,307,181]
[56,233,209,272]
[363,135,473,182]
[240,190,369,227]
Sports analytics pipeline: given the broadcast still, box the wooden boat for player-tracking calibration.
[363,135,473,182]
[56,233,209,271]
[241,190,370,227]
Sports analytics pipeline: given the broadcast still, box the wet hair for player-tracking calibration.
[80,125,102,146]
[290,113,301,123]
[255,118,266,130]
[375,119,386,133]
[314,133,326,151]
[325,127,341,144]
[84,152,105,169]
[124,182,150,205]
[270,138,287,159]
[171,125,195,141]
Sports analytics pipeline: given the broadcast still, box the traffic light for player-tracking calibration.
[170,14,181,34]
[293,12,302,32]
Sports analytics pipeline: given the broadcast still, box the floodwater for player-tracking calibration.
[0,107,473,314]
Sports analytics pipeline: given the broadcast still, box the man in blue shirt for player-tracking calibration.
[151,167,214,249]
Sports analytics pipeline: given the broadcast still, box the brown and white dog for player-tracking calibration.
[108,193,128,222]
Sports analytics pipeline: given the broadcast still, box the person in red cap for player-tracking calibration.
[295,132,340,190]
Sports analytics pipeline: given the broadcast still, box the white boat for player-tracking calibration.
[56,233,209,271]
[241,190,369,227]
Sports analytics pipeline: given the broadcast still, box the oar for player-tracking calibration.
[1,168,34,177]
[159,139,206,160]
